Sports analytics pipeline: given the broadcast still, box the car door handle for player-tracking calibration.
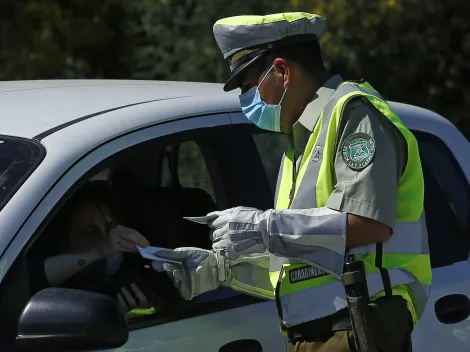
[435,293,470,324]
[219,339,263,352]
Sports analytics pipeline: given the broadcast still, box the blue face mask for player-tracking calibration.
[239,65,288,132]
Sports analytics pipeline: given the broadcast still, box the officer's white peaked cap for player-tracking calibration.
[213,13,325,91]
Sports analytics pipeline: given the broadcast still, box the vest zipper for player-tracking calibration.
[288,152,297,208]
[288,180,296,208]
[288,150,303,208]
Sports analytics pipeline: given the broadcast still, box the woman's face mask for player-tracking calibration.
[238,65,288,132]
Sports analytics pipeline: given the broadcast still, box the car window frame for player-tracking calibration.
[412,129,470,268]
[0,113,267,335]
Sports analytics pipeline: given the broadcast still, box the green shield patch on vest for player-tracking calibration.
[341,132,376,170]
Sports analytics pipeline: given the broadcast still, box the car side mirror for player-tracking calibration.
[16,287,128,351]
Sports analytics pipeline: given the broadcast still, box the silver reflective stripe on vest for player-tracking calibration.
[408,281,431,318]
[280,267,418,327]
[349,213,431,318]
[349,213,430,256]
[291,83,382,209]
[353,83,385,100]
[276,214,431,326]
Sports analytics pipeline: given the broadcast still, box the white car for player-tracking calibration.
[0,80,469,352]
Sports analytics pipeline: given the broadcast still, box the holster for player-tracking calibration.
[341,262,379,352]
[346,295,379,352]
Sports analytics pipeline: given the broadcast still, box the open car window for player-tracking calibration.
[0,136,45,210]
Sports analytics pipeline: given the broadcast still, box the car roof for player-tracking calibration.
[0,79,238,138]
[0,79,455,139]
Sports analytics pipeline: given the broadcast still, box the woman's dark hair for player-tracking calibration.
[47,180,119,248]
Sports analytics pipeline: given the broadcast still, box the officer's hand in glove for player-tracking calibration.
[151,247,222,301]
[208,207,268,259]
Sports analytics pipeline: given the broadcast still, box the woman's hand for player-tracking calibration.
[97,225,149,257]
[117,283,153,314]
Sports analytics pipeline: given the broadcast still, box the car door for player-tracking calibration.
[410,130,470,351]
[229,111,470,351]
[0,113,287,352]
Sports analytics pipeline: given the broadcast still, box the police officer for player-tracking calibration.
[153,12,431,351]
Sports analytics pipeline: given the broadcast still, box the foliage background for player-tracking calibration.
[1,0,469,137]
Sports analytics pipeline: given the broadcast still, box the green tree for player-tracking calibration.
[0,0,133,79]
[290,0,470,136]
[127,0,289,82]
[0,0,469,137]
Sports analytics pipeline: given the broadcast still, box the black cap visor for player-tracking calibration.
[223,53,264,92]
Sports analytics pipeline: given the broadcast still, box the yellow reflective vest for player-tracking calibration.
[270,81,432,328]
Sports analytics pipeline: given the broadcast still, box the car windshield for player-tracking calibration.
[0,136,45,210]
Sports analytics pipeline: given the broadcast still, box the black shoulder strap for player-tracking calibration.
[376,243,393,296]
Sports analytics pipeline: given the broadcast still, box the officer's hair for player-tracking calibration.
[262,40,325,77]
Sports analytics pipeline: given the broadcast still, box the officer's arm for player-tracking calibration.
[326,98,406,249]
[346,214,390,249]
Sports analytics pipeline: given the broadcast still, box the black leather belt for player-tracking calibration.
[287,308,352,344]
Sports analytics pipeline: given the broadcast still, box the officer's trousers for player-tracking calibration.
[289,296,413,352]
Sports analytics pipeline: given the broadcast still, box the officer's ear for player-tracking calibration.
[273,58,291,89]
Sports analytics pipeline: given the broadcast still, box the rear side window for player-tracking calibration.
[0,136,45,210]
[177,140,215,200]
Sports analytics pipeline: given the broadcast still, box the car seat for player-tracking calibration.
[115,185,216,250]
[155,186,217,249]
